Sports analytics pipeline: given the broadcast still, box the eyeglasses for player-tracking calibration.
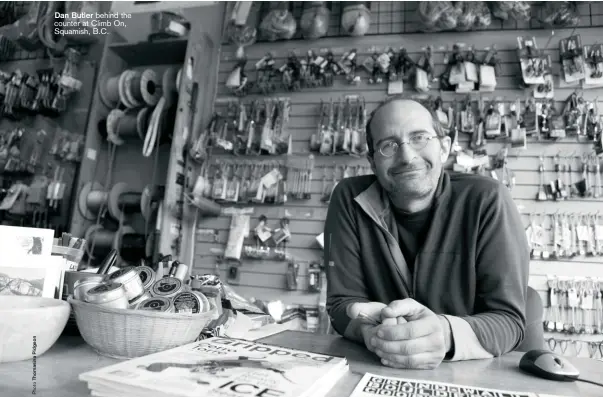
[377,135,438,157]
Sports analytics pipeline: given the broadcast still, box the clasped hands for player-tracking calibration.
[347,299,452,370]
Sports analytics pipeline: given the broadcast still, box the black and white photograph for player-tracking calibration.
[0,226,55,257]
[0,268,45,297]
[0,1,602,397]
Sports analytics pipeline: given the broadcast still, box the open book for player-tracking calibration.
[350,373,566,397]
[79,337,348,397]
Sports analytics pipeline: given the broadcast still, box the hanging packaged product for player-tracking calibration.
[522,97,539,137]
[386,48,403,95]
[490,1,531,22]
[307,262,322,292]
[536,2,580,29]
[433,97,453,133]
[559,34,586,84]
[509,99,527,149]
[341,2,371,37]
[258,2,297,42]
[224,214,250,261]
[547,101,567,140]
[254,215,272,245]
[483,99,502,139]
[225,60,251,97]
[533,55,554,99]
[270,217,291,246]
[459,96,476,135]
[285,262,300,291]
[458,46,478,93]
[562,92,583,136]
[300,1,330,40]
[469,97,486,153]
[479,45,499,92]
[225,1,256,60]
[417,1,458,32]
[256,53,277,95]
[447,44,467,89]
[583,44,603,88]
[224,164,240,203]
[414,47,434,92]
[338,49,360,84]
[517,36,546,86]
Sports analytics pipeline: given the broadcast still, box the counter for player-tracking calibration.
[1,330,602,397]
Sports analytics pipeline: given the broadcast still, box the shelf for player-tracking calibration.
[109,38,188,66]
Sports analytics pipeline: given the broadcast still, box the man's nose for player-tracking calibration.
[395,142,418,163]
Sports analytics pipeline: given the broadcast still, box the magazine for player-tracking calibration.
[349,373,566,397]
[79,337,349,397]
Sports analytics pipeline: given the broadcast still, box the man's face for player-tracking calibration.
[368,100,451,200]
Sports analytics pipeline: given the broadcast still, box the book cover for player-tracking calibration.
[79,337,348,397]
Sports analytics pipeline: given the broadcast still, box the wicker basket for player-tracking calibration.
[68,297,216,359]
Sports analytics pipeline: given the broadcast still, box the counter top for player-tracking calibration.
[1,330,602,397]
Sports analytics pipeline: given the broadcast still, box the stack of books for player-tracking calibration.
[79,337,349,397]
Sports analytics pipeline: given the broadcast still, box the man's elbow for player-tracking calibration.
[326,298,350,337]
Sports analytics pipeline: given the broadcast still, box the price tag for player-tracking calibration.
[595,225,603,240]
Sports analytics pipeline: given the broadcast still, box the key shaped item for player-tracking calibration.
[554,154,568,199]
[536,156,547,201]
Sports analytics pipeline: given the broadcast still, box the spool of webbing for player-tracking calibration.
[84,224,137,263]
[78,181,106,221]
[108,182,143,220]
[116,110,141,141]
[98,72,120,108]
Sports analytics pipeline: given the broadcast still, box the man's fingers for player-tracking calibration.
[381,299,429,320]
[376,317,440,341]
[347,302,387,320]
[372,335,444,356]
[378,353,443,370]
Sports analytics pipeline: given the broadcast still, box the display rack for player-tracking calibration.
[69,4,225,273]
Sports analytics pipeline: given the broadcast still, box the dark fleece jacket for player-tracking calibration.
[324,171,530,359]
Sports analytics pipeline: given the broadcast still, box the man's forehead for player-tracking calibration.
[371,100,434,134]
[373,99,431,120]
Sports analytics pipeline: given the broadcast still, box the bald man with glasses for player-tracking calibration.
[324,97,532,370]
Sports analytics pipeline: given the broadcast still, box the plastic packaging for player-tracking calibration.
[300,1,330,40]
[259,2,297,42]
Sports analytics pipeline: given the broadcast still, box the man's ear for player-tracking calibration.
[439,136,452,163]
[367,155,376,175]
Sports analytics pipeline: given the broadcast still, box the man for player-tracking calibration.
[324,97,530,370]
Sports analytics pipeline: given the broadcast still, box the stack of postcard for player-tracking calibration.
[0,226,68,299]
[79,337,349,397]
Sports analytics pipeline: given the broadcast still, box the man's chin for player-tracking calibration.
[389,180,432,196]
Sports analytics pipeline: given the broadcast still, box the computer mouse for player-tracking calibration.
[519,349,580,381]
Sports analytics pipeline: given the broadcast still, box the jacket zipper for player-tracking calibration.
[375,218,415,299]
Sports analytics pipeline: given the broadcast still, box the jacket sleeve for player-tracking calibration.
[444,184,529,361]
[324,182,370,342]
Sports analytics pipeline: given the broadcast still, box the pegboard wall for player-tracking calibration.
[0,45,101,235]
[195,2,603,347]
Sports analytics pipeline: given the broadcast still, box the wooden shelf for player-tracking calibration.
[109,38,188,66]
